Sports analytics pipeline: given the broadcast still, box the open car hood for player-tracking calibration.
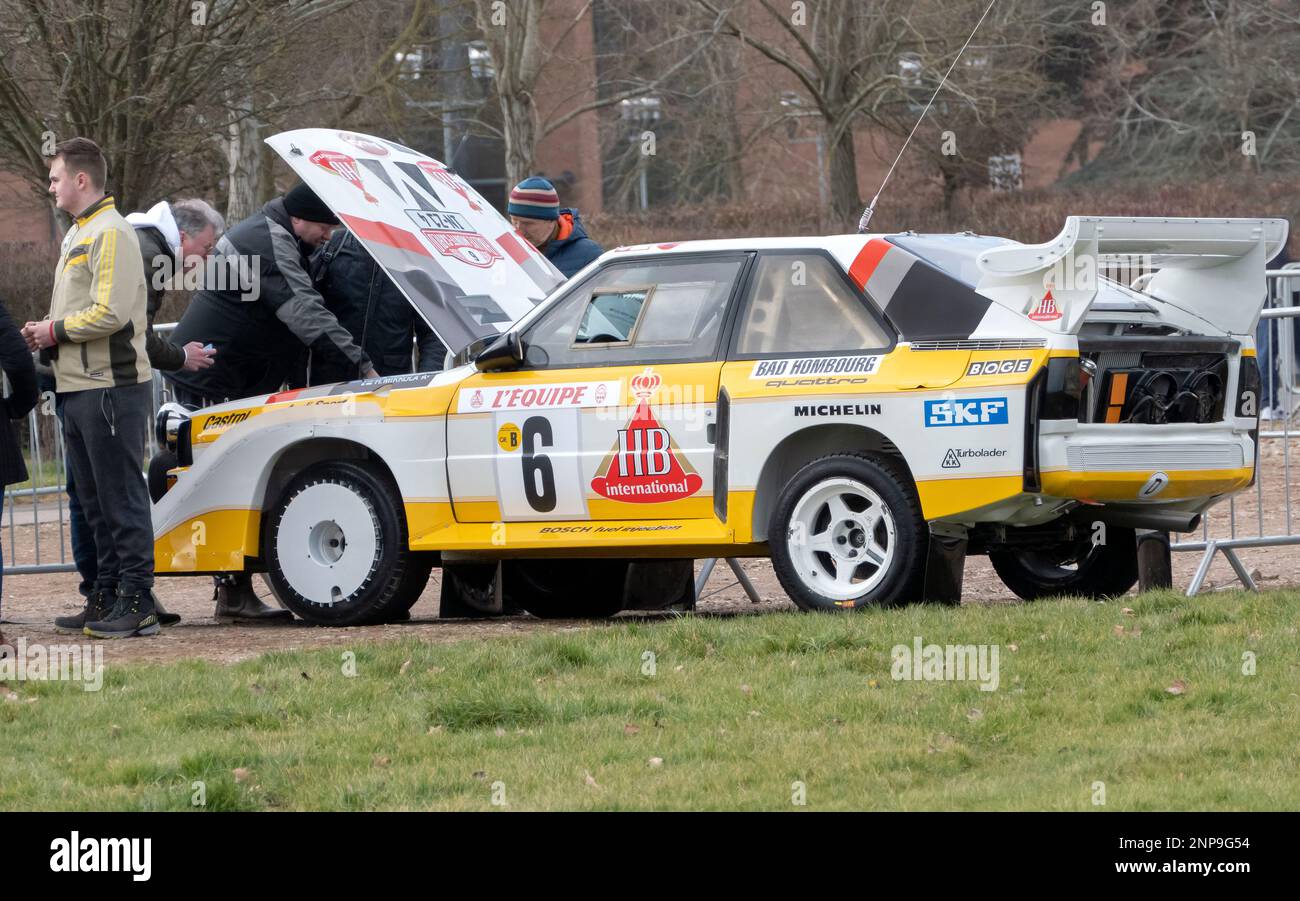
[266,129,565,353]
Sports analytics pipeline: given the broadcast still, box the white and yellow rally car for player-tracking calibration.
[150,129,1287,624]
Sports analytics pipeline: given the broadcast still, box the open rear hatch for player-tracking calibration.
[265,129,566,354]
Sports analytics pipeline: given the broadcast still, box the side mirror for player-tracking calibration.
[474,331,525,372]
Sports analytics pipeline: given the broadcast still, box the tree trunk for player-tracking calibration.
[475,0,544,191]
[826,125,861,229]
[500,91,539,189]
[225,92,262,224]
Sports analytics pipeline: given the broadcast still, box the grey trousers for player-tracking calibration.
[61,382,155,595]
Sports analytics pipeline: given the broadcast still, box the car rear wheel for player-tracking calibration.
[989,528,1138,601]
[263,460,416,626]
[508,560,629,619]
[769,453,926,611]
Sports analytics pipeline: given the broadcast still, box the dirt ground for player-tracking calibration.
[5,438,1300,667]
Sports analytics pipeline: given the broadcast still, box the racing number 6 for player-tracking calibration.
[522,416,557,512]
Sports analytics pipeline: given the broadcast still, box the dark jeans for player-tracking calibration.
[61,382,155,595]
[55,396,101,598]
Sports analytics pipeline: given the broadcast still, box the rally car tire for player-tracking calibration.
[769,453,926,611]
[508,560,628,619]
[381,554,435,621]
[988,528,1139,601]
[263,461,416,626]
[147,449,177,503]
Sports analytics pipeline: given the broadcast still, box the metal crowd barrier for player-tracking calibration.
[1173,265,1300,595]
[9,281,1300,596]
[2,324,179,576]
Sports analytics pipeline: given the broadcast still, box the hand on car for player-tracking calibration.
[363,366,379,380]
[182,341,217,372]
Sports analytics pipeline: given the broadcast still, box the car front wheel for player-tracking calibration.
[263,460,417,625]
[769,453,926,611]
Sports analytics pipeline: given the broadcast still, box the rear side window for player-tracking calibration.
[734,253,892,356]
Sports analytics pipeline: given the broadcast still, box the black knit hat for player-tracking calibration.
[283,182,339,224]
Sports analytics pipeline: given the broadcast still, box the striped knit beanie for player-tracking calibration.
[507,176,560,220]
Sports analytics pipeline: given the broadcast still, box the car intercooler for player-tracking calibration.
[1080,344,1231,425]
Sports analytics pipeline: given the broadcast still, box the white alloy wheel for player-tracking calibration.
[786,476,897,602]
[274,481,381,605]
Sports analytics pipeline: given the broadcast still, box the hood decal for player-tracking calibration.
[266,129,565,354]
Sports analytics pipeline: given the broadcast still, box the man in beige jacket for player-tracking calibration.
[22,138,159,639]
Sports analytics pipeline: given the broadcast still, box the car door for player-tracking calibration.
[447,252,751,523]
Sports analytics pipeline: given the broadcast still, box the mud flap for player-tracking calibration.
[1136,530,1173,591]
[921,523,967,605]
[623,560,696,612]
[439,562,513,618]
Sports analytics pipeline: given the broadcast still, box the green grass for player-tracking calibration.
[2,588,1298,810]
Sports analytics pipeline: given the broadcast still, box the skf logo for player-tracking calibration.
[924,397,1009,427]
[967,359,1031,376]
[1139,472,1169,498]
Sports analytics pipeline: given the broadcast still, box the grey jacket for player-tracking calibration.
[165,198,370,400]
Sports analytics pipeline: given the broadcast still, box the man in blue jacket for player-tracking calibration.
[506,176,603,278]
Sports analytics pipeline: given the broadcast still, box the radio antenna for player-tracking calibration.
[858,0,999,233]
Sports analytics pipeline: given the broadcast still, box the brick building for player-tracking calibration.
[0,0,1088,247]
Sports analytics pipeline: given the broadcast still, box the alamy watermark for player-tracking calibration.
[0,639,104,691]
[158,253,261,301]
[891,635,1000,691]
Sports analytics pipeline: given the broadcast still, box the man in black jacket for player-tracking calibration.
[306,228,446,385]
[0,298,39,653]
[167,183,377,403]
[166,183,377,622]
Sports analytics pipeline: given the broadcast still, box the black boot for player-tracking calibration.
[213,575,293,624]
[84,588,160,639]
[54,588,115,634]
[152,592,182,627]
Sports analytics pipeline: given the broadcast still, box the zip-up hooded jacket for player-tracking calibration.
[44,195,152,392]
[166,197,371,401]
[129,206,187,372]
[541,209,603,278]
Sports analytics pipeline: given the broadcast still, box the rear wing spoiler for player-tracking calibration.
[975,217,1290,335]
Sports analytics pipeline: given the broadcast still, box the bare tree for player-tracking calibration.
[695,0,1056,225]
[1081,0,1300,180]
[0,0,433,223]
[469,0,721,188]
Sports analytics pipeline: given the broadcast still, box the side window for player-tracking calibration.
[523,256,745,368]
[733,253,893,356]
